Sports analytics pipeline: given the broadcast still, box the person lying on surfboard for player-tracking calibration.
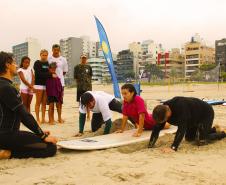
[116,83,170,137]
[75,91,123,136]
[149,96,226,153]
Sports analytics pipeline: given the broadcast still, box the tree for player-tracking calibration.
[169,67,177,83]
[199,64,216,71]
[144,64,164,82]
[190,69,204,81]
[124,71,135,79]
[191,64,219,82]
[220,72,226,81]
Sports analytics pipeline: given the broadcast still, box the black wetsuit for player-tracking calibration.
[0,77,56,158]
[149,97,226,151]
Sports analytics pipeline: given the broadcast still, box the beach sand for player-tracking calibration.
[1,83,226,185]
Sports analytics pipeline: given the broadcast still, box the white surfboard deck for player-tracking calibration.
[57,126,177,150]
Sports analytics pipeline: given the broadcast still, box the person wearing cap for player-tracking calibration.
[74,54,92,102]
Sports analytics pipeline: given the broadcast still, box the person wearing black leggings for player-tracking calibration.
[0,51,57,159]
[149,96,226,152]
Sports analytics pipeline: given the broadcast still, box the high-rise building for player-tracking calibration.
[12,37,41,68]
[141,40,153,54]
[129,42,142,56]
[215,38,226,72]
[129,40,163,78]
[129,42,142,78]
[116,50,134,82]
[80,36,90,56]
[184,37,215,78]
[141,40,163,65]
[89,41,97,58]
[157,48,185,78]
[12,38,41,83]
[60,37,83,85]
[88,58,110,83]
[80,36,97,58]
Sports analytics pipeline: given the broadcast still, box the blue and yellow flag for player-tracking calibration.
[94,16,121,98]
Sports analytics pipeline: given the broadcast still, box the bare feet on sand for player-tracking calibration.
[74,132,83,137]
[48,121,56,125]
[0,150,11,159]
[215,124,226,133]
[41,120,47,124]
[58,119,65,124]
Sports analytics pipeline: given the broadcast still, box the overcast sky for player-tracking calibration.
[1,0,226,53]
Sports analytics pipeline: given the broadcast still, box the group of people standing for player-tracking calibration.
[17,44,93,125]
[17,44,68,124]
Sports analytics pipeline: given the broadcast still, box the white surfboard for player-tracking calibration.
[57,126,177,150]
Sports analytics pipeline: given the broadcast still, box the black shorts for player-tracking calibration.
[47,96,58,104]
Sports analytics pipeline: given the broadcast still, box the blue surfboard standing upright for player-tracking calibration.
[94,16,121,98]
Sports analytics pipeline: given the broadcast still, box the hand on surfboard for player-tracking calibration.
[132,130,142,137]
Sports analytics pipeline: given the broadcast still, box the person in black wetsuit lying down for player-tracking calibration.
[148,96,226,153]
[0,51,57,159]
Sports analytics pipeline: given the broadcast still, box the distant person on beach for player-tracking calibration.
[74,54,92,102]
[34,49,57,124]
[0,51,57,159]
[46,62,63,124]
[149,96,226,152]
[116,83,170,137]
[75,91,122,136]
[17,56,34,113]
[48,44,68,123]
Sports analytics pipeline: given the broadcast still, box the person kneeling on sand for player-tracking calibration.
[75,91,123,136]
[116,84,170,137]
[0,52,57,159]
[148,96,226,153]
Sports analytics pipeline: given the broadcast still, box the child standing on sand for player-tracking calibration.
[17,56,34,112]
[46,62,63,124]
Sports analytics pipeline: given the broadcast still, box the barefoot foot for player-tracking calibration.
[0,150,11,159]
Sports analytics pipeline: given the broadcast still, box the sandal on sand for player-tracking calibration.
[0,150,11,159]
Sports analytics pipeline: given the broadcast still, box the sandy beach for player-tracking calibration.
[1,83,226,185]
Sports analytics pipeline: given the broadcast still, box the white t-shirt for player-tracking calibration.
[48,55,68,86]
[17,68,33,90]
[79,91,115,122]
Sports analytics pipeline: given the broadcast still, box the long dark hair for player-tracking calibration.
[121,83,137,98]
[20,56,30,68]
